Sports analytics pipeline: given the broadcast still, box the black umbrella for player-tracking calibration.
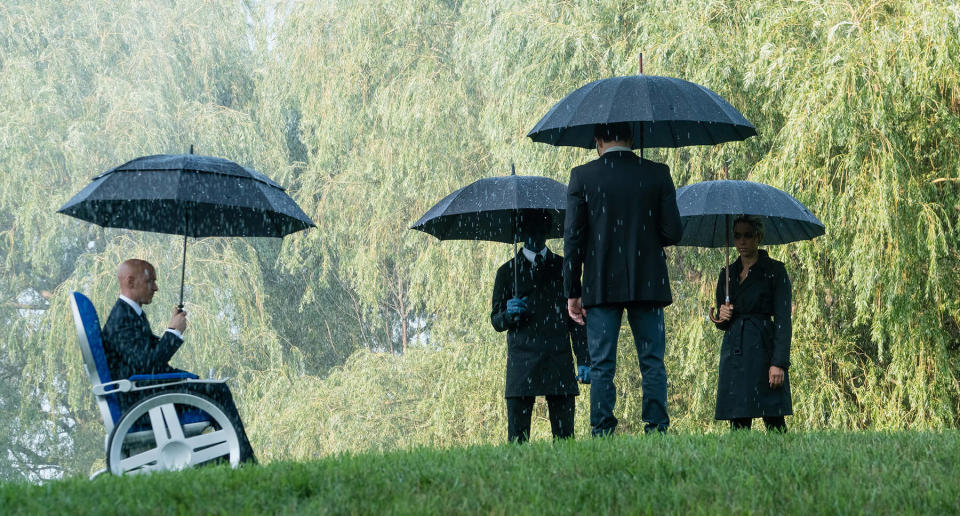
[58,151,315,307]
[527,56,756,155]
[675,179,824,321]
[410,166,565,296]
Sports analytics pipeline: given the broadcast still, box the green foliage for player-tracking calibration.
[0,0,958,480]
[3,431,960,513]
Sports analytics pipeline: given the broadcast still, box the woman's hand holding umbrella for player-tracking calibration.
[717,303,734,322]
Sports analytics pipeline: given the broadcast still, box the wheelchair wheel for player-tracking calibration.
[107,392,241,475]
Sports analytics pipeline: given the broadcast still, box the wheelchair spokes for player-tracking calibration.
[188,433,235,466]
[148,403,187,445]
[118,448,161,473]
[108,393,240,475]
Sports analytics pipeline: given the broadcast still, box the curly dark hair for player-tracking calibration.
[733,215,765,243]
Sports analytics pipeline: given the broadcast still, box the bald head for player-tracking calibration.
[118,259,158,305]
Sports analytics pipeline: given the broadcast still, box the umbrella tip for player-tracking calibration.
[189,145,194,155]
[511,163,516,175]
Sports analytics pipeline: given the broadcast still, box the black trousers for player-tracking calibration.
[506,395,576,443]
[730,416,787,433]
[119,381,257,463]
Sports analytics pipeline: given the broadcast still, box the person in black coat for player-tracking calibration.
[491,216,590,443]
[714,216,793,431]
[101,259,256,462]
[564,122,682,436]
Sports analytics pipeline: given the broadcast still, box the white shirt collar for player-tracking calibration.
[602,145,633,155]
[521,246,548,265]
[118,295,143,316]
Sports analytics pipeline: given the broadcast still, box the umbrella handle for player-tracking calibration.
[709,295,731,324]
[708,307,723,324]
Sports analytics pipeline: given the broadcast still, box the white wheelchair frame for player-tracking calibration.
[69,292,241,477]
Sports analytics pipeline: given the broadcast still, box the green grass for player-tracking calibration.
[2,431,958,514]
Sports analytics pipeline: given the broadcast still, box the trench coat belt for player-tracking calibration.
[731,313,772,356]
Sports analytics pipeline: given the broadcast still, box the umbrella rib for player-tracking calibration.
[606,76,629,124]
[768,216,782,245]
[669,120,680,149]
[562,80,603,134]
[712,208,724,248]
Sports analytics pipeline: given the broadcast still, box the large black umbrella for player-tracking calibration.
[675,179,824,321]
[410,167,566,296]
[527,58,756,154]
[58,151,315,306]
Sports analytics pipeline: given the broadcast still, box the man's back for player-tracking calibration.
[564,150,682,307]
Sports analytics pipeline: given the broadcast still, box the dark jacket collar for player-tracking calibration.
[732,249,770,273]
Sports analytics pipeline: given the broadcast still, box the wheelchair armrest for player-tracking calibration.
[93,377,231,398]
[92,379,133,395]
[129,372,200,381]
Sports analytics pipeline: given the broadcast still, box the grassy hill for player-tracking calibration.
[3,431,958,514]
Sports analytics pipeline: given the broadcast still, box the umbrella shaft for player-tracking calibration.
[179,215,188,310]
[724,214,730,303]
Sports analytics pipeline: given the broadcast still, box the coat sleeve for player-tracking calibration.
[151,331,184,367]
[714,268,732,331]
[490,264,516,332]
[771,263,792,369]
[658,165,682,246]
[563,168,587,299]
[103,311,183,377]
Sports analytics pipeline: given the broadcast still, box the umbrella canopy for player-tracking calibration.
[411,170,566,298]
[58,154,314,237]
[410,173,566,244]
[527,75,757,150]
[675,180,824,247]
[674,179,823,321]
[58,153,315,306]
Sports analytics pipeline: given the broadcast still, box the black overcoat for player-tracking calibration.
[713,250,793,419]
[101,299,187,412]
[491,249,589,397]
[102,299,184,380]
[563,151,682,307]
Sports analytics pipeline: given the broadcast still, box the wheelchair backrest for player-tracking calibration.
[69,292,121,432]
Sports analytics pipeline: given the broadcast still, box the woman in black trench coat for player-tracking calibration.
[714,215,793,431]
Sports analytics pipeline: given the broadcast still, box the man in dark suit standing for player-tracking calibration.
[101,258,256,462]
[491,216,590,442]
[564,123,682,436]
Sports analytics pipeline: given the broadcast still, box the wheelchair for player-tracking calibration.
[69,292,242,477]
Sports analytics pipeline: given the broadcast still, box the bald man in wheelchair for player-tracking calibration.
[101,258,256,464]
